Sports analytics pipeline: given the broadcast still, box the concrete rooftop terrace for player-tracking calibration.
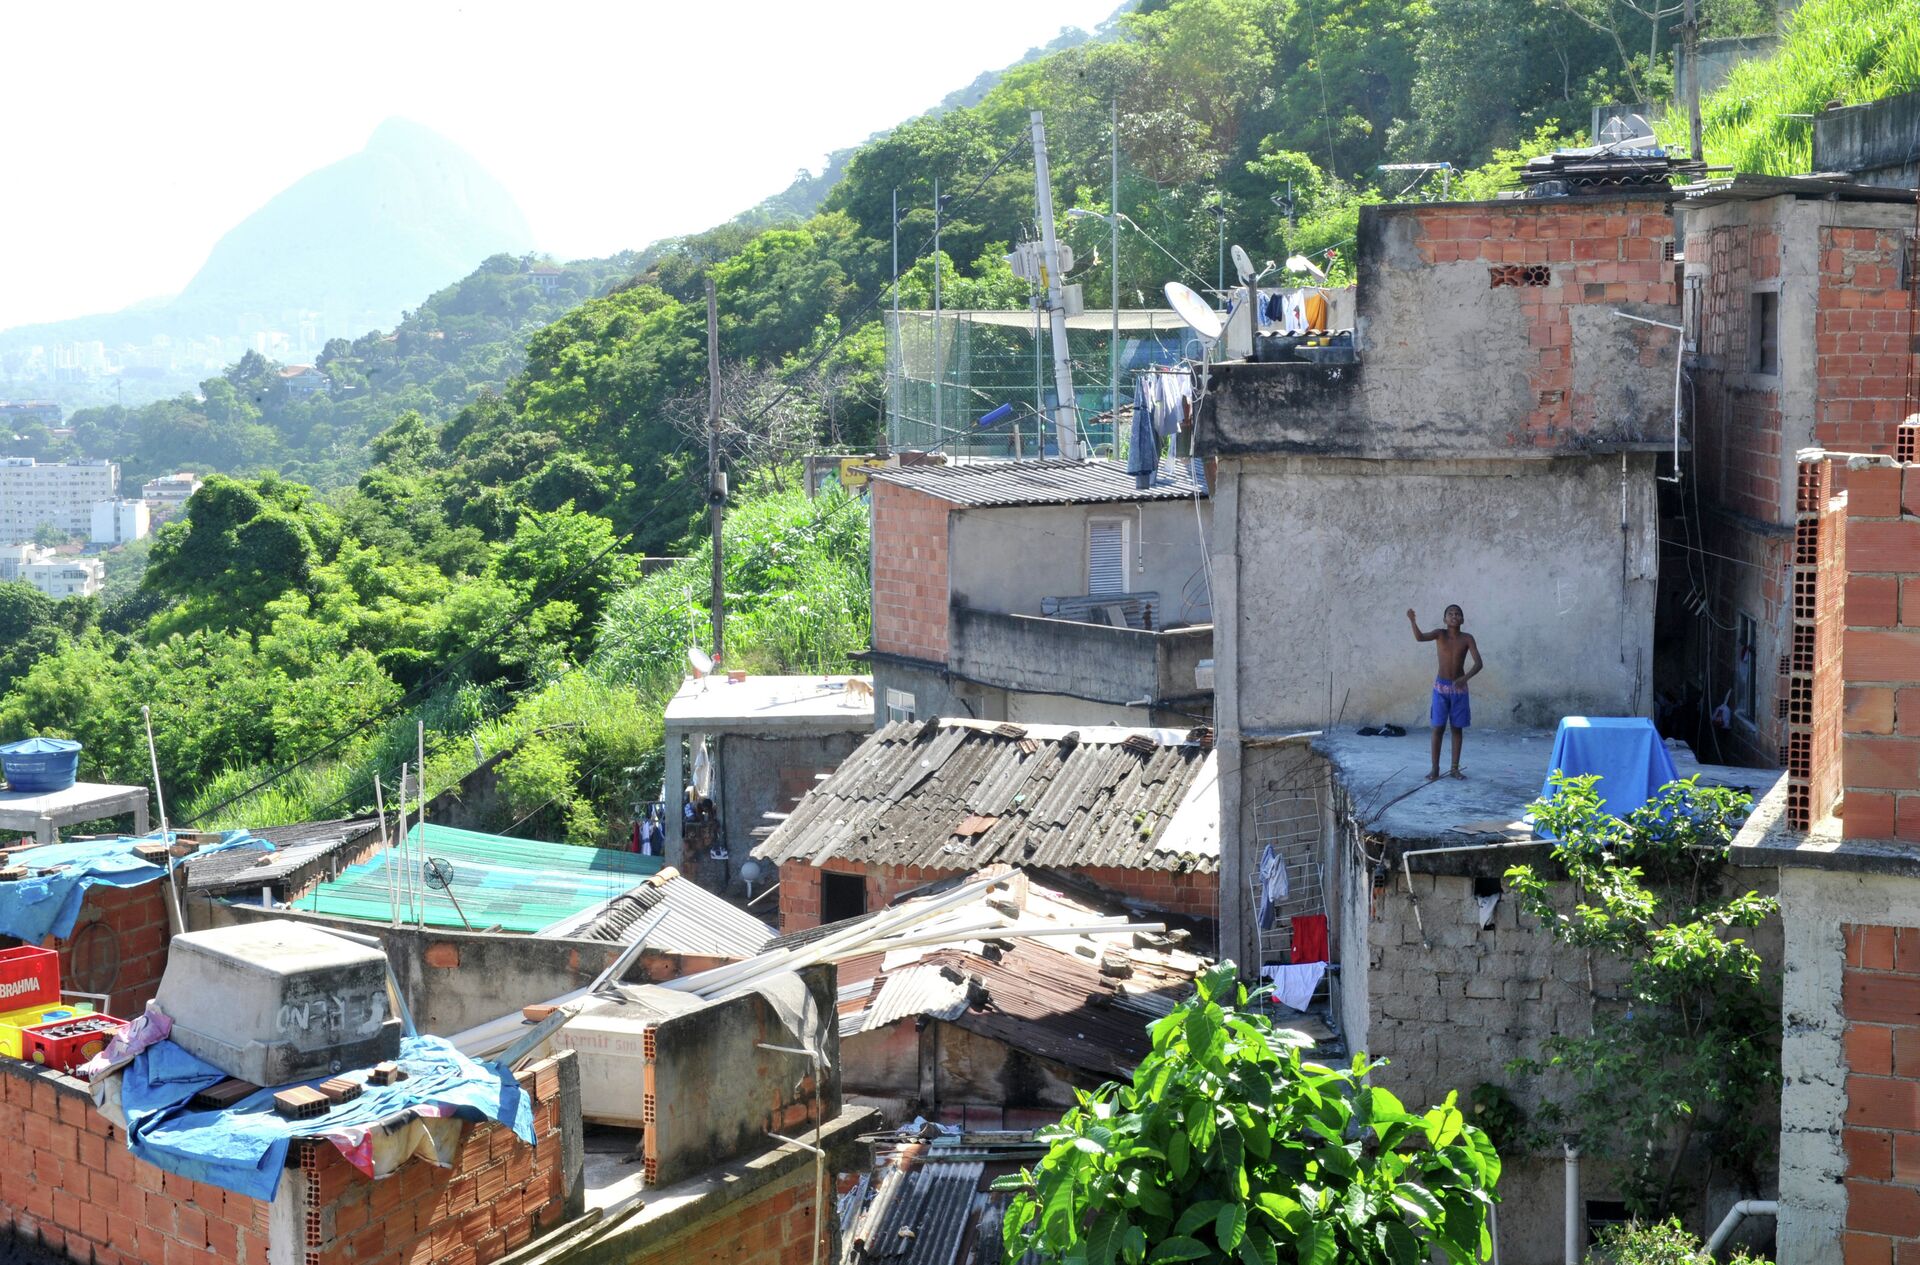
[1314,727,1783,852]
[662,673,876,731]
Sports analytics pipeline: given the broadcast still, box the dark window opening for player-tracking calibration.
[821,871,867,924]
[1472,875,1503,899]
[1585,1200,1632,1243]
[1735,613,1758,724]
[1750,291,1779,374]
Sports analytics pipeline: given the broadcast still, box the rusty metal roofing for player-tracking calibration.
[840,1135,1051,1265]
[753,720,1217,874]
[185,818,379,895]
[868,458,1204,508]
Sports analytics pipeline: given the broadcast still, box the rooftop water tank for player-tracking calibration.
[0,738,82,793]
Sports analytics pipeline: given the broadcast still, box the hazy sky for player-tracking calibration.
[4,0,1120,333]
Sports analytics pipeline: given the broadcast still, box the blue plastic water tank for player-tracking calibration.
[0,738,83,793]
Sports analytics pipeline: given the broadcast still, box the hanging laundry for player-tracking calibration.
[1127,398,1158,489]
[1303,291,1329,332]
[1291,913,1328,964]
[1256,845,1290,930]
[1261,962,1326,1011]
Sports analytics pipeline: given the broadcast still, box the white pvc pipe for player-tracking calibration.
[1703,1200,1777,1258]
[1564,1144,1581,1265]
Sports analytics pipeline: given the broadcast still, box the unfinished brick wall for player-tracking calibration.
[1690,212,1788,522]
[0,1052,572,1265]
[1408,198,1678,447]
[776,858,1218,933]
[39,879,172,1017]
[870,480,951,664]
[1832,463,1920,841]
[614,1163,822,1265]
[1817,227,1916,456]
[1838,923,1920,1256]
[1809,459,1850,828]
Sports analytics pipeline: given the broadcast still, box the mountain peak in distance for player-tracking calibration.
[171,117,534,332]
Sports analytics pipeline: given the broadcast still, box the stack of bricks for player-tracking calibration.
[294,1054,572,1265]
[1838,923,1920,1253]
[1816,227,1916,455]
[1831,462,1920,842]
[869,479,951,665]
[0,1061,271,1265]
[0,1051,572,1265]
[1408,198,1678,447]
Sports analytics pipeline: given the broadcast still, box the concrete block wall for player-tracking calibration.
[870,480,951,664]
[775,858,1218,934]
[1816,228,1915,455]
[0,1048,575,1265]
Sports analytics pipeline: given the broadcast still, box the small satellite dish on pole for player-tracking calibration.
[1230,243,1256,287]
[1286,254,1329,283]
[1164,282,1223,342]
[687,646,714,677]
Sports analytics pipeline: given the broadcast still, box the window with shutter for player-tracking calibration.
[1087,518,1128,595]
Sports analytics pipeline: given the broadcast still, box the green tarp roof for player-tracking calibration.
[299,821,662,933]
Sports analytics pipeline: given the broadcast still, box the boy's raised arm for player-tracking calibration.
[1407,608,1437,642]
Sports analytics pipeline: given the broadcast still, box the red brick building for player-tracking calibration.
[751,718,1219,935]
[1666,177,1917,768]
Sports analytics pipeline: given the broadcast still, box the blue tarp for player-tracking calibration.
[0,832,261,944]
[119,1035,532,1201]
[1541,716,1681,819]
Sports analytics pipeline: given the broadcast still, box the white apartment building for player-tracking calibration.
[90,498,150,546]
[22,557,104,599]
[140,471,202,522]
[0,458,119,543]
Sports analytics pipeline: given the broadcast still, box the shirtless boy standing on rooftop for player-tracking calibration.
[1407,605,1483,781]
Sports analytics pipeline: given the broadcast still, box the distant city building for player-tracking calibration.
[0,542,52,583]
[21,555,104,599]
[90,498,150,546]
[277,364,331,398]
[0,400,63,428]
[141,472,202,522]
[0,458,119,543]
[527,263,563,295]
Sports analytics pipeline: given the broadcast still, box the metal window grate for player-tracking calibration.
[1250,792,1325,971]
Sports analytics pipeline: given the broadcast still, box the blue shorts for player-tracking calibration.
[1430,680,1470,729]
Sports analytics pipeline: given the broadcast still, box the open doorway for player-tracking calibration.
[821,871,867,924]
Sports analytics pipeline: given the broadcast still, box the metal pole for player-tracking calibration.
[1683,0,1703,164]
[416,721,427,930]
[890,187,899,451]
[1029,110,1082,459]
[705,278,725,663]
[1110,98,1121,426]
[925,178,933,443]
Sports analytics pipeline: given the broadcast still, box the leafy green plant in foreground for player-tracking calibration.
[997,964,1501,1264]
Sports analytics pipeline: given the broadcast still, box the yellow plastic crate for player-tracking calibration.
[0,1003,83,1060]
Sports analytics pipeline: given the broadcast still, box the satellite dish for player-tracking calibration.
[1230,244,1256,286]
[687,646,714,677]
[1164,282,1223,341]
[1285,254,1329,283]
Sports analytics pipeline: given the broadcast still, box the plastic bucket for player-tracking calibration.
[0,737,82,793]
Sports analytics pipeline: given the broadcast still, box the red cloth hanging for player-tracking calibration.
[1291,914,1328,964]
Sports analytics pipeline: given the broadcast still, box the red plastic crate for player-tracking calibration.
[22,1014,125,1073]
[0,946,59,1012]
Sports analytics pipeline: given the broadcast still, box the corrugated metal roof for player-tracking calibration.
[186,818,380,894]
[538,871,773,958]
[753,720,1216,874]
[864,962,974,1030]
[297,822,664,933]
[1678,173,1920,208]
[869,458,1205,508]
[846,1160,985,1264]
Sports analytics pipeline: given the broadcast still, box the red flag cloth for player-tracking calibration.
[1291,914,1328,964]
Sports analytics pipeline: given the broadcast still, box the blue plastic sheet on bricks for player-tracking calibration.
[1540,716,1681,820]
[0,831,261,944]
[119,1034,531,1200]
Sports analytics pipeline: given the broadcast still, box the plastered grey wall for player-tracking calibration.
[949,606,1211,710]
[1224,454,1658,731]
[947,499,1213,626]
[871,658,1003,726]
[1813,89,1920,188]
[716,730,866,858]
[1773,866,1920,1265]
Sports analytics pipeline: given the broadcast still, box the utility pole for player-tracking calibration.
[889,186,898,453]
[705,278,725,664]
[1029,110,1082,460]
[1682,0,1703,164]
[932,176,943,442]
[1109,98,1121,426]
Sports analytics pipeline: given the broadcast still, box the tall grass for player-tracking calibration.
[1659,0,1920,174]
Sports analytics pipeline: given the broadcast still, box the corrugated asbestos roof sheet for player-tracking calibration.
[186,818,379,894]
[538,869,773,958]
[841,1136,1052,1265]
[754,720,1217,874]
[868,458,1204,508]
